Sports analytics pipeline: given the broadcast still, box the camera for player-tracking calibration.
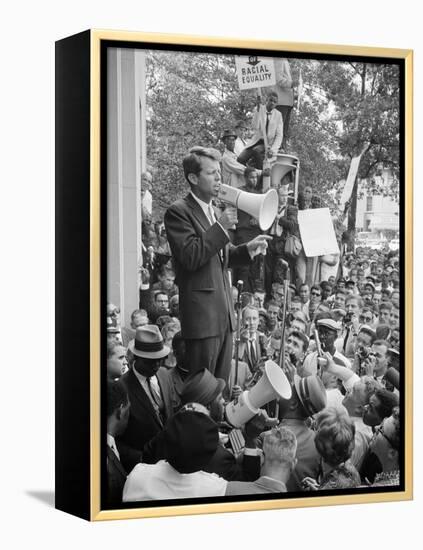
[344,311,353,324]
[356,345,370,361]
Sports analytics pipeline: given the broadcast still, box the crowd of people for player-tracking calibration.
[106,88,401,507]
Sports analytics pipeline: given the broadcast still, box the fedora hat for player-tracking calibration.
[294,375,327,417]
[127,324,170,359]
[235,119,247,129]
[221,128,237,140]
[180,369,226,407]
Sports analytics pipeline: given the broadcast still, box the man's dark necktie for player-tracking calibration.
[249,340,257,367]
[266,112,271,133]
[343,326,351,353]
[147,377,164,424]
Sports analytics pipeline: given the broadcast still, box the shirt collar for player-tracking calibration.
[132,367,157,386]
[190,191,211,217]
[107,434,120,459]
[107,433,116,448]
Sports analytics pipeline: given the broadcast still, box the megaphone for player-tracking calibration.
[218,184,278,231]
[270,154,299,187]
[225,360,292,428]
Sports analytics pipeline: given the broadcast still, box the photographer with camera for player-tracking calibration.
[336,294,363,359]
[352,325,377,376]
[359,340,390,383]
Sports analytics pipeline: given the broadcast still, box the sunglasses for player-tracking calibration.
[311,291,321,297]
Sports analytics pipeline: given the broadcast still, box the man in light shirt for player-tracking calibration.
[221,128,249,189]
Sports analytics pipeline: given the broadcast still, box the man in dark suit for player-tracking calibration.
[164,146,272,384]
[117,325,178,472]
[237,305,267,374]
[106,379,130,506]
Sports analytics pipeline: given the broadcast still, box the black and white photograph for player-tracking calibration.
[103,41,409,513]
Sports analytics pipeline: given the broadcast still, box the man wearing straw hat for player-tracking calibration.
[117,325,177,472]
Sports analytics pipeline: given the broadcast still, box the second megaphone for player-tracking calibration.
[225,360,292,428]
[217,184,278,231]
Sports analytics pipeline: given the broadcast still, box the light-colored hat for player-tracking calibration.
[316,318,341,332]
[127,324,170,359]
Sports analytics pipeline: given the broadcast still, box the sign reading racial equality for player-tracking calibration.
[235,56,276,90]
[298,208,340,257]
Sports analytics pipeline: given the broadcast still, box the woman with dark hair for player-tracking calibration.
[302,407,361,490]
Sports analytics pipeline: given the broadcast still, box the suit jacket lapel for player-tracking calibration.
[186,193,210,232]
[107,445,127,477]
[157,368,172,420]
[128,370,163,429]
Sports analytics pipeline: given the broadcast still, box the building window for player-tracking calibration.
[366,196,373,211]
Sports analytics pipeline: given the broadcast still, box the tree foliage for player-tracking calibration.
[145,51,400,221]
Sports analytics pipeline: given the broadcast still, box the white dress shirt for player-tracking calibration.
[123,460,227,501]
[107,434,120,460]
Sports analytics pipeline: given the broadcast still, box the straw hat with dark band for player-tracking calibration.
[127,324,170,359]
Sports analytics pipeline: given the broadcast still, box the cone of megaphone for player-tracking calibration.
[218,184,278,231]
[271,154,299,187]
[225,360,292,428]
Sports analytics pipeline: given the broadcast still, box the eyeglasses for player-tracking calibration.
[360,315,373,322]
[311,291,321,297]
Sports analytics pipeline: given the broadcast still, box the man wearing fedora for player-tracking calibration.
[221,129,249,189]
[117,325,178,472]
[164,146,272,385]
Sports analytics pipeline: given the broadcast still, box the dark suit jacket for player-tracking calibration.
[226,475,287,496]
[164,193,251,339]
[106,445,127,506]
[117,367,177,472]
[237,331,267,373]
